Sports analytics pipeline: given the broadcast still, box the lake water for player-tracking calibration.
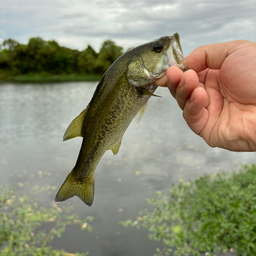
[0,81,254,255]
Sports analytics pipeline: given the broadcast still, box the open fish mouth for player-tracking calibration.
[148,33,187,80]
[169,33,188,71]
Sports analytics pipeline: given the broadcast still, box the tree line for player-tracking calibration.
[0,37,123,76]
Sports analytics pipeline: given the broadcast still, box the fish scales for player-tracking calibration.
[55,33,187,206]
[77,77,147,172]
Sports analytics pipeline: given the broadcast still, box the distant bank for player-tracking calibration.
[0,73,101,83]
[0,37,123,83]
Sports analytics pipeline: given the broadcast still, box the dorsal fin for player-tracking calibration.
[63,108,87,141]
[110,138,123,155]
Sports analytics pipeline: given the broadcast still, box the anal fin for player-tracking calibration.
[110,138,122,155]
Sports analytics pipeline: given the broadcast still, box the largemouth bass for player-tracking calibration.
[55,33,187,206]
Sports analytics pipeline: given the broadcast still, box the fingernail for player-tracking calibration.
[190,89,196,102]
[167,80,172,88]
[178,77,185,88]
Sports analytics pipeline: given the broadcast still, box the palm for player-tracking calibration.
[196,46,256,151]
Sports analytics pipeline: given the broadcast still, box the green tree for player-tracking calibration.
[14,44,29,74]
[27,37,46,54]
[78,45,97,74]
[0,49,11,71]
[2,39,19,52]
[26,37,46,72]
[1,39,20,72]
[36,43,56,73]
[44,40,79,74]
[0,37,124,78]
[53,46,79,74]
[96,40,123,74]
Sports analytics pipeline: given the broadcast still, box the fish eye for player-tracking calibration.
[153,42,163,53]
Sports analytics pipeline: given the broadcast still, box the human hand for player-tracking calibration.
[156,40,256,151]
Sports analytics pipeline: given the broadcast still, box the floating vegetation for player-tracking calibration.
[0,183,94,256]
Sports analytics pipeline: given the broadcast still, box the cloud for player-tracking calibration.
[0,0,255,54]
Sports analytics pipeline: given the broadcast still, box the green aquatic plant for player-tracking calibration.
[120,164,256,256]
[0,184,94,256]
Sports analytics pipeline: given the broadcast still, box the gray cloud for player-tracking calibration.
[0,0,255,53]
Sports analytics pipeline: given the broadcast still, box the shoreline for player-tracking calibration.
[0,74,101,83]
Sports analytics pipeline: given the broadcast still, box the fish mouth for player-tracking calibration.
[169,33,188,71]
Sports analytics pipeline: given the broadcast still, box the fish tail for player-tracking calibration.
[55,169,94,206]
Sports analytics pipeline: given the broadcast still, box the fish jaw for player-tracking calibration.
[127,33,187,87]
[167,33,187,72]
[148,33,187,79]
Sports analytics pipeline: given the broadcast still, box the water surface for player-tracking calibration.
[0,82,254,255]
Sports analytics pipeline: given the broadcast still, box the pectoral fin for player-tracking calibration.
[138,87,161,97]
[110,138,122,155]
[63,108,87,141]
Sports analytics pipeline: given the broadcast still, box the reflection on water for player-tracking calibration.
[0,82,253,255]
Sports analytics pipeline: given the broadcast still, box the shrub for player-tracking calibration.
[0,184,94,256]
[120,164,256,256]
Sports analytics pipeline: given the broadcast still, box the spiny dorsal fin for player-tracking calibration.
[136,103,147,123]
[110,138,122,155]
[63,108,87,141]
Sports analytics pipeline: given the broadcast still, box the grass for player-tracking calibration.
[0,73,101,83]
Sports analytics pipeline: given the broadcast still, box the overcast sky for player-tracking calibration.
[0,0,255,55]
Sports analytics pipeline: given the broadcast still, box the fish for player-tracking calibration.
[55,33,187,206]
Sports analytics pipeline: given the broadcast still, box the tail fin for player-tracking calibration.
[55,170,94,206]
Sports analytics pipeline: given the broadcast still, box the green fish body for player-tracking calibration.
[55,33,187,206]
